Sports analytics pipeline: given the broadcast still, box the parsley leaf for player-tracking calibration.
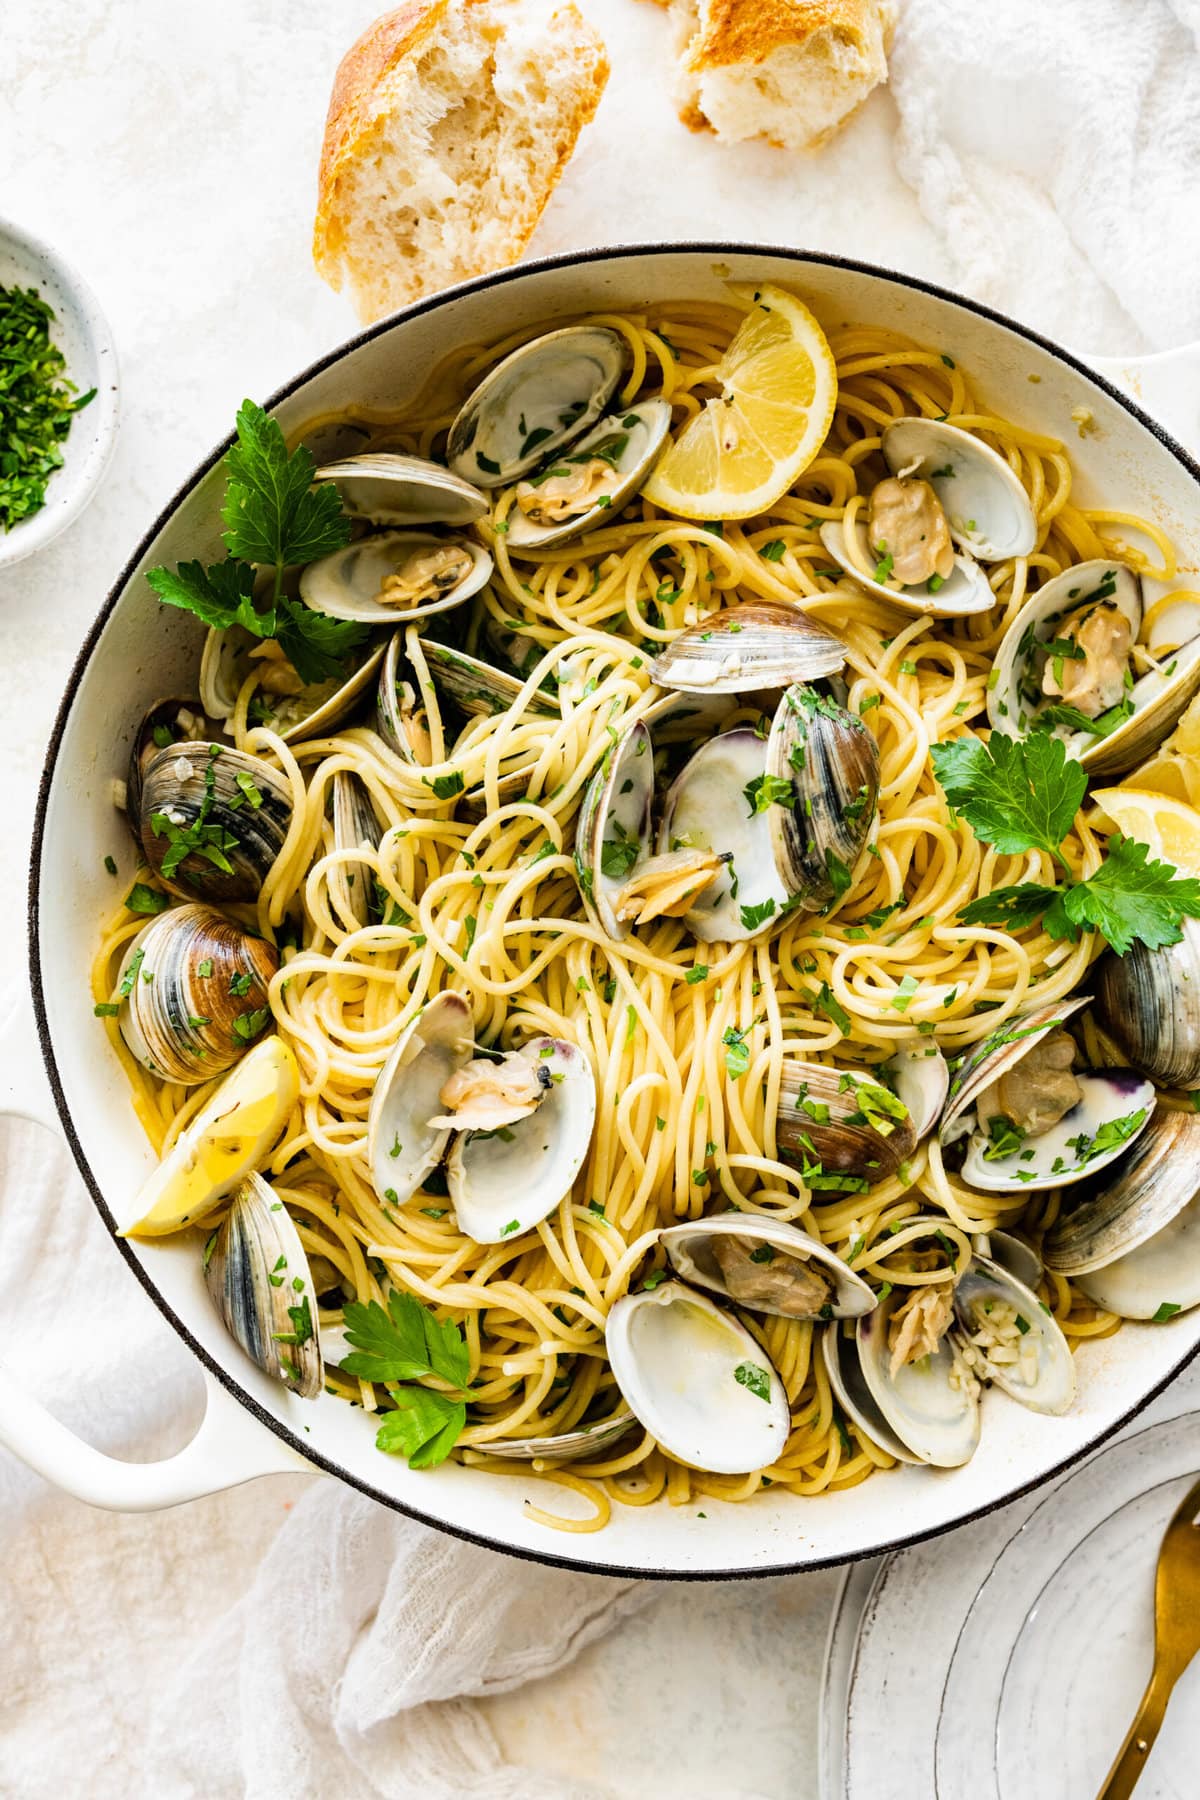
[375,1387,466,1469]
[733,1361,772,1402]
[930,731,1085,861]
[221,399,350,569]
[743,773,795,816]
[956,837,1200,955]
[276,596,370,686]
[722,1024,750,1078]
[341,1288,471,1388]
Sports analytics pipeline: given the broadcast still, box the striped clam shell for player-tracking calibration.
[117,902,278,1085]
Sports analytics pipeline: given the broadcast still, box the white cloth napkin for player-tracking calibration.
[888,0,1200,354]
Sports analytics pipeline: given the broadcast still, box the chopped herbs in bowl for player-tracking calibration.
[0,216,117,569]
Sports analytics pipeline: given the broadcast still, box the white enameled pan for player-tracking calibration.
[4,245,1200,1578]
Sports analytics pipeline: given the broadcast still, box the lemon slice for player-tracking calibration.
[1091,787,1200,876]
[1123,693,1200,808]
[119,1037,300,1237]
[642,284,838,520]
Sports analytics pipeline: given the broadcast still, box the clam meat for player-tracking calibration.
[659,1211,876,1320]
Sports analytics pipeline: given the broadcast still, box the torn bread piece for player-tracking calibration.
[662,0,896,151]
[314,0,610,322]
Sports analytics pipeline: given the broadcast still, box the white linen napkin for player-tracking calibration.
[888,0,1200,354]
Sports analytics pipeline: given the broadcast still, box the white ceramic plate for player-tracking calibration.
[0,215,118,568]
[822,1385,1200,1797]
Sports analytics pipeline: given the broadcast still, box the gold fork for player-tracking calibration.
[1097,1473,1200,1800]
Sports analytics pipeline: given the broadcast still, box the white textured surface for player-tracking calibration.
[1,1,1198,1796]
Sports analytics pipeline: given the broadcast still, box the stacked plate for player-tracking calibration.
[821,1387,1200,1798]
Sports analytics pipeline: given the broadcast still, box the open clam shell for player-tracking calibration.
[817,516,995,618]
[657,728,789,941]
[951,1254,1075,1415]
[314,452,487,526]
[299,530,492,625]
[137,741,293,904]
[821,1324,922,1464]
[880,418,1038,561]
[505,399,672,554]
[650,603,846,694]
[658,1211,876,1320]
[884,1041,950,1141]
[329,770,382,930]
[775,1062,918,1184]
[942,995,1155,1195]
[606,1280,791,1475]
[575,719,656,940]
[448,1038,596,1244]
[988,561,1200,774]
[477,1413,637,1464]
[764,683,880,912]
[375,633,435,766]
[447,324,625,487]
[367,993,475,1209]
[118,1036,300,1237]
[1043,1107,1200,1283]
[1094,916,1200,1087]
[856,1287,981,1467]
[204,1171,322,1398]
[199,624,386,744]
[116,902,278,1086]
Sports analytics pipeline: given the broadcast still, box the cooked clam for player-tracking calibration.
[856,1284,981,1467]
[951,1253,1075,1415]
[420,634,556,719]
[126,698,225,828]
[313,452,487,527]
[1044,1107,1200,1318]
[649,602,846,694]
[940,995,1155,1193]
[605,1280,791,1475]
[115,902,278,1085]
[988,561,1200,775]
[117,1036,300,1237]
[204,1171,322,1397]
[505,399,672,553]
[821,1324,922,1464]
[775,1061,919,1183]
[657,728,790,941]
[477,1413,637,1464]
[658,1211,876,1319]
[375,633,435,766]
[199,623,386,744]
[299,530,492,625]
[447,1039,596,1244]
[764,684,880,913]
[575,720,663,940]
[1093,917,1200,1087]
[136,741,293,903]
[818,514,995,618]
[329,770,382,930]
[884,1040,950,1141]
[447,325,625,487]
[367,993,475,1209]
[880,418,1038,561]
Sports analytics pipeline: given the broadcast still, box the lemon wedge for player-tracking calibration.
[642,284,838,521]
[1123,693,1200,808]
[119,1037,299,1238]
[1091,787,1200,877]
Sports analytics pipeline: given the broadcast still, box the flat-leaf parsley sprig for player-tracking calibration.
[147,400,369,687]
[340,1288,472,1469]
[931,729,1200,955]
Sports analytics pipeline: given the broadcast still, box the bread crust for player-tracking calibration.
[313,0,608,310]
[685,0,884,72]
[314,3,445,280]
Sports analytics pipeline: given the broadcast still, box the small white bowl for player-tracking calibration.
[0,216,118,569]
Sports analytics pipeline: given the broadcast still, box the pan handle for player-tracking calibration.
[0,993,312,1509]
[1083,341,1200,456]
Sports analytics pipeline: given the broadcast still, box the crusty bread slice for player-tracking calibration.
[665,0,896,150]
[314,0,609,322]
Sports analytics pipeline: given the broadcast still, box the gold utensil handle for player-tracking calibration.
[1096,1673,1174,1800]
